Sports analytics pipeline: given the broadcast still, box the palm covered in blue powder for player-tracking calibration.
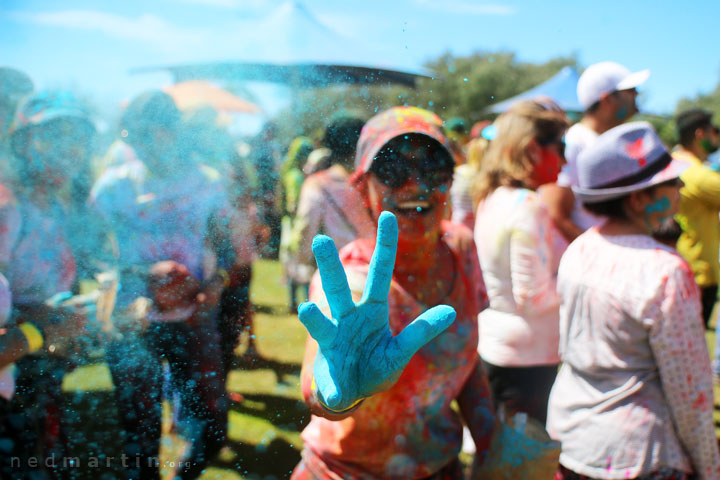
[298,211,457,412]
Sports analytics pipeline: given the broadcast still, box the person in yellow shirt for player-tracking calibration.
[673,108,720,329]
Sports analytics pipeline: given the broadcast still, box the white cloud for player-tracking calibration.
[412,0,517,16]
[8,10,206,53]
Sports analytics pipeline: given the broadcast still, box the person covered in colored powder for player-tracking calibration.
[90,90,235,480]
[473,99,569,425]
[0,90,96,479]
[291,106,495,479]
[547,122,720,479]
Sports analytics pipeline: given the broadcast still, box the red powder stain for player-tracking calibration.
[692,392,707,409]
[625,137,647,167]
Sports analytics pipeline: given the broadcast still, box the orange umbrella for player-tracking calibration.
[164,80,262,114]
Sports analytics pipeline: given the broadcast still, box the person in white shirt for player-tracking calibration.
[474,98,569,424]
[541,61,649,242]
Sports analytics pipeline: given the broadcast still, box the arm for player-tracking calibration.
[650,264,720,479]
[456,355,495,466]
[539,184,583,242]
[509,197,562,316]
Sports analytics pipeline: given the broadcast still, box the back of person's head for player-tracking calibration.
[676,108,714,148]
[445,117,468,142]
[477,98,569,199]
[121,90,180,148]
[323,114,365,164]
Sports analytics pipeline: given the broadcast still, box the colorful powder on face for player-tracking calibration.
[644,196,670,215]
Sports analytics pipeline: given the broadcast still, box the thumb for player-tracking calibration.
[388,305,456,367]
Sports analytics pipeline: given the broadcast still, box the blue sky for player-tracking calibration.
[2,0,719,122]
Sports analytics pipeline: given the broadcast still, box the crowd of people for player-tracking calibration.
[0,58,719,480]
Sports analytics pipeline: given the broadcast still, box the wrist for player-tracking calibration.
[311,377,364,414]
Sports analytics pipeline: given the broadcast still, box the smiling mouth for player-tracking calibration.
[394,200,434,215]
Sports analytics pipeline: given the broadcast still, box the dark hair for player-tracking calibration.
[121,90,180,146]
[323,115,365,159]
[582,179,679,220]
[676,108,713,147]
[582,196,628,219]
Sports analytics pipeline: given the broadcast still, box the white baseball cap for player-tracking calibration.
[577,61,650,110]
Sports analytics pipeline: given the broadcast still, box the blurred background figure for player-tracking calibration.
[672,108,720,332]
[250,121,282,259]
[91,90,235,480]
[450,136,488,230]
[0,67,34,170]
[2,89,96,479]
[280,136,313,313]
[541,61,649,243]
[445,116,470,166]
[474,99,569,424]
[289,113,375,292]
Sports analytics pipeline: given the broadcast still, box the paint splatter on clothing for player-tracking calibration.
[298,222,493,480]
[90,158,233,307]
[547,228,720,479]
[474,186,567,367]
[0,184,76,306]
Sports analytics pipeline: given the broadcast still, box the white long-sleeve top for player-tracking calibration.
[547,228,720,480]
[474,186,568,366]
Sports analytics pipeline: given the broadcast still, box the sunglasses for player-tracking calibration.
[370,140,454,190]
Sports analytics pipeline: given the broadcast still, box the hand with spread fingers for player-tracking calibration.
[298,211,457,413]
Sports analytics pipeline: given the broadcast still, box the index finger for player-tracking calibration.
[313,235,355,319]
[362,211,398,304]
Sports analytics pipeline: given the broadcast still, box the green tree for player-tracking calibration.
[270,51,580,152]
[409,51,578,123]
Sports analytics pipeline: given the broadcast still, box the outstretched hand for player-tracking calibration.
[298,211,456,412]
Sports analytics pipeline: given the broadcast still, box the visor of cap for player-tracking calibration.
[616,69,650,91]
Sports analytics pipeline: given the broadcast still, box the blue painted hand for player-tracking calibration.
[298,211,456,412]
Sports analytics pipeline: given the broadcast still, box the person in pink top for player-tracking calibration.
[291,106,495,480]
[474,99,569,424]
[291,115,376,283]
[547,122,720,480]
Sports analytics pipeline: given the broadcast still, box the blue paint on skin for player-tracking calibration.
[644,196,670,215]
[615,107,628,121]
[298,211,457,411]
